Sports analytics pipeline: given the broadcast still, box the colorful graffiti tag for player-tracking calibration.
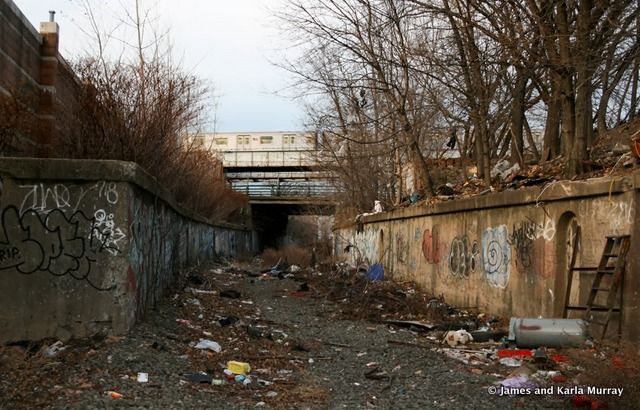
[448,235,479,278]
[481,225,511,288]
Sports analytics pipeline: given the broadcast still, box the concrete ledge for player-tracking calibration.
[0,157,247,230]
[352,171,640,226]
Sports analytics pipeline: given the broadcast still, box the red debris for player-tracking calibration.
[572,394,591,407]
[550,354,570,363]
[611,356,625,369]
[551,375,568,383]
[497,349,533,358]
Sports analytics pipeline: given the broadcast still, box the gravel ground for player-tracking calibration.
[0,262,607,409]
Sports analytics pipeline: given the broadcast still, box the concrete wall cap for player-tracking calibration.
[335,169,640,228]
[0,157,247,231]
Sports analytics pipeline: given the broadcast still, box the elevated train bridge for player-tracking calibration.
[190,132,337,248]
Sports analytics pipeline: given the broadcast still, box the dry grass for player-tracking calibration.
[261,245,313,268]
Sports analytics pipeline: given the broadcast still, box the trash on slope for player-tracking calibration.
[194,339,222,353]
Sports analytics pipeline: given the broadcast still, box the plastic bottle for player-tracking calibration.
[227,361,251,375]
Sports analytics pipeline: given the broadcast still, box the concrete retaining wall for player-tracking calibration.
[0,158,256,343]
[334,172,639,340]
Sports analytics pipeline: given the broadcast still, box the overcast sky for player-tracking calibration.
[13,0,304,132]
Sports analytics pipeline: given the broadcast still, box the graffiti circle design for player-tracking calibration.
[484,240,504,274]
[481,225,511,288]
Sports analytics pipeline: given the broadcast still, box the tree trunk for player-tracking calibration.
[510,70,527,167]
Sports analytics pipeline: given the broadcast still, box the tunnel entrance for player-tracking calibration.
[250,203,335,251]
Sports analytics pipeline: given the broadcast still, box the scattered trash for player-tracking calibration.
[436,348,492,366]
[491,159,520,180]
[219,290,241,299]
[194,339,222,353]
[107,391,123,399]
[289,265,301,273]
[187,273,204,285]
[43,341,66,358]
[611,356,625,369]
[497,349,533,359]
[227,361,251,375]
[383,320,436,332]
[508,318,588,348]
[499,357,523,367]
[247,324,273,340]
[470,329,507,342]
[211,379,225,386]
[373,200,383,213]
[364,366,389,380]
[499,375,535,389]
[186,298,201,306]
[218,316,239,327]
[443,329,474,347]
[266,391,278,398]
[184,372,214,384]
[186,287,216,295]
[550,354,569,363]
[137,372,148,383]
[366,264,384,281]
[298,282,310,292]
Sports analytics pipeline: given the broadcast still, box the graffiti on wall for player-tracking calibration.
[448,235,479,279]
[19,181,119,215]
[610,202,633,233]
[509,219,536,274]
[422,228,440,264]
[396,233,408,264]
[481,225,511,288]
[0,205,118,290]
[507,216,556,277]
[92,209,126,255]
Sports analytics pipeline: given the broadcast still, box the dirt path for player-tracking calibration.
[0,263,584,409]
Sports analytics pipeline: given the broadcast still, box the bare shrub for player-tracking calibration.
[55,56,247,221]
[0,86,40,156]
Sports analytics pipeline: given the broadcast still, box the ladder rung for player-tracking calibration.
[605,235,630,239]
[590,303,620,310]
[590,287,611,292]
[565,305,621,312]
[588,320,608,326]
[602,253,619,257]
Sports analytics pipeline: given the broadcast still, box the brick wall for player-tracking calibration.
[0,0,80,155]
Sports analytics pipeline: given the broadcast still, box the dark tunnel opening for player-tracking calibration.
[250,203,335,250]
[251,204,290,249]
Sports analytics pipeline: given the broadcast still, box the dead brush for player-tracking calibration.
[55,57,248,223]
[260,245,312,269]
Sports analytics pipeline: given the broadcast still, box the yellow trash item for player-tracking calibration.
[227,361,251,375]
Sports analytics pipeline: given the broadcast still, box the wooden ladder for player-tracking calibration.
[563,234,630,341]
